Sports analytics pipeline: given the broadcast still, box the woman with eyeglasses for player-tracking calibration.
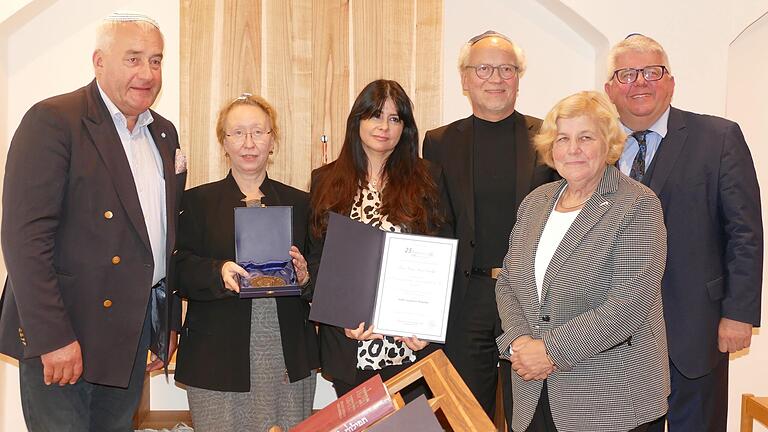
[305,79,453,397]
[173,94,319,431]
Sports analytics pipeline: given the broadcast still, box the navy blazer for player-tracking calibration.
[0,80,185,387]
[640,107,762,378]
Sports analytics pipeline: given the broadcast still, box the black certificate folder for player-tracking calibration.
[309,212,457,343]
[234,206,299,298]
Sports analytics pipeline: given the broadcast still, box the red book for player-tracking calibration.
[291,374,395,432]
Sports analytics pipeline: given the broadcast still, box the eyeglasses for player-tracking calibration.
[612,65,668,84]
[225,129,272,144]
[465,64,519,80]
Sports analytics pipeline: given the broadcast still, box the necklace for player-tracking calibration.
[369,175,384,189]
[558,194,591,210]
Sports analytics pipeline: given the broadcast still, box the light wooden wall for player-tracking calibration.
[180,0,444,191]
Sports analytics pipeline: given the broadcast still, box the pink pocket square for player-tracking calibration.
[175,148,187,174]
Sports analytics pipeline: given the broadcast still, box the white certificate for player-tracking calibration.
[371,233,458,343]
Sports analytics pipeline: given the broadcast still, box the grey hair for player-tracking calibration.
[606,34,671,83]
[457,35,527,78]
[94,19,164,52]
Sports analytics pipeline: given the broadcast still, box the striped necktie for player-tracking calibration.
[629,130,650,181]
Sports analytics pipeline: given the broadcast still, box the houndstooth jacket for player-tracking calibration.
[496,165,670,432]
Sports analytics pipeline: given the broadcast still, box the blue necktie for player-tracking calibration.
[629,130,650,181]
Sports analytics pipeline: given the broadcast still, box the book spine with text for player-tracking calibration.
[291,374,395,432]
[331,396,395,432]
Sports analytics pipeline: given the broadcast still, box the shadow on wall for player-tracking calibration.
[535,0,610,89]
[0,355,21,431]
[726,9,768,432]
[1,1,58,429]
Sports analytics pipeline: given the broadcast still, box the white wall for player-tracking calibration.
[1,1,767,431]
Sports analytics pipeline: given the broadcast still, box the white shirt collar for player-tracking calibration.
[96,82,154,130]
[620,106,670,138]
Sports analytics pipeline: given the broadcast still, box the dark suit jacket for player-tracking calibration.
[642,107,762,378]
[422,112,556,342]
[173,173,320,391]
[305,160,453,384]
[0,79,185,388]
[496,166,670,431]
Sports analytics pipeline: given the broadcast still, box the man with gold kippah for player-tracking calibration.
[423,30,557,427]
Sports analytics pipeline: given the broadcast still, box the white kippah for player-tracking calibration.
[104,10,160,29]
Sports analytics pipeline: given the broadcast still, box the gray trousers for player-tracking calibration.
[19,301,151,432]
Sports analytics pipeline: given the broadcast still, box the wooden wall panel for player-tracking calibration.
[180,0,443,191]
[220,1,261,98]
[414,0,444,146]
[311,0,349,168]
[179,0,216,188]
[216,1,262,184]
[263,0,313,190]
[351,1,415,95]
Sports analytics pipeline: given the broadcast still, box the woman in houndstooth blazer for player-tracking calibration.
[496,91,670,432]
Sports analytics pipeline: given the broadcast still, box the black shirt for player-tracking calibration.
[472,114,518,268]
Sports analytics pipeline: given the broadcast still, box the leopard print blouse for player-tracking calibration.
[351,183,416,370]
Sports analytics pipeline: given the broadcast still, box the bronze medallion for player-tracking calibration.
[249,275,285,287]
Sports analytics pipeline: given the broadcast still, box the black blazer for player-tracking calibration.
[422,112,556,342]
[642,107,762,378]
[173,172,319,391]
[305,160,453,384]
[0,80,184,388]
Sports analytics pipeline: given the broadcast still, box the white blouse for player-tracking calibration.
[534,192,581,301]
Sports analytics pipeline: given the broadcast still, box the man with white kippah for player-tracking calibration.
[605,34,762,432]
[0,10,186,431]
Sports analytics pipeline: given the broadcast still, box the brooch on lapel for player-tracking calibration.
[175,148,187,174]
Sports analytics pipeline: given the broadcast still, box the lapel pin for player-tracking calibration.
[600,201,610,207]
[161,132,167,138]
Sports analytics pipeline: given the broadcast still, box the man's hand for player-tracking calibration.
[147,330,178,372]
[718,317,753,353]
[40,340,83,386]
[510,337,555,381]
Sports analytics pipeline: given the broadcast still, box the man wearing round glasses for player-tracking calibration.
[605,34,762,432]
[423,30,556,427]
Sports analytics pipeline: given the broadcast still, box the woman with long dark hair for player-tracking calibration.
[307,79,452,395]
